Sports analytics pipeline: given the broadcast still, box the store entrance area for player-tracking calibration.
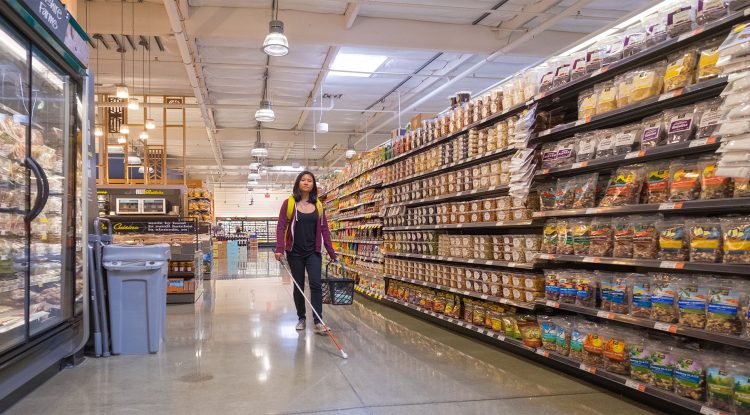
[7,253,656,415]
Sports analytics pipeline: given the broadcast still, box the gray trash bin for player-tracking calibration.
[102,244,171,355]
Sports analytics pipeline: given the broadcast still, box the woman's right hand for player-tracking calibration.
[275,253,283,262]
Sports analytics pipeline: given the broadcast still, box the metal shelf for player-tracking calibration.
[359,292,727,415]
[537,299,750,350]
[383,219,540,231]
[340,252,384,263]
[384,146,518,187]
[386,274,537,311]
[331,212,382,221]
[533,197,750,219]
[384,186,509,208]
[332,239,383,245]
[385,252,536,270]
[331,182,383,202]
[530,76,729,146]
[534,9,750,106]
[536,253,750,275]
[535,137,722,179]
[338,200,379,212]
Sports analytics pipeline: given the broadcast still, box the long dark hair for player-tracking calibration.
[292,171,318,203]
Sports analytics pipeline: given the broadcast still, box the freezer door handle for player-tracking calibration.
[25,157,49,222]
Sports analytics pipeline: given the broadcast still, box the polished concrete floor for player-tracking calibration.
[8,252,660,414]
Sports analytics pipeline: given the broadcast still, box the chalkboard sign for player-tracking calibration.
[22,0,70,43]
[109,219,197,234]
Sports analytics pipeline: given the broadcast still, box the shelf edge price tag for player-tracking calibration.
[535,349,550,358]
[496,334,506,341]
[585,208,599,214]
[700,406,723,415]
[546,300,560,308]
[596,310,613,320]
[583,256,600,263]
[625,379,646,392]
[658,202,683,210]
[660,261,685,270]
[480,294,488,300]
[579,363,596,374]
[654,322,678,333]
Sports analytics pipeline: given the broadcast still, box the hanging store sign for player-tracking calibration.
[108,219,197,234]
[21,0,69,43]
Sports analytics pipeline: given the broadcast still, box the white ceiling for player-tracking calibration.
[80,0,656,186]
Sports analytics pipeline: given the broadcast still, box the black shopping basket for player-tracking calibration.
[322,262,355,305]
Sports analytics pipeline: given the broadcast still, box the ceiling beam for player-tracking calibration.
[344,2,360,29]
[282,143,294,161]
[293,46,339,131]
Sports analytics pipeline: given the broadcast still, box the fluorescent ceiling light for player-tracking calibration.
[145,119,156,130]
[255,100,275,123]
[330,53,387,77]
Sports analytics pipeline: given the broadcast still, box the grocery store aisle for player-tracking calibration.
[7,253,658,415]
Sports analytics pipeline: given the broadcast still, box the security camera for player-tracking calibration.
[312,144,318,150]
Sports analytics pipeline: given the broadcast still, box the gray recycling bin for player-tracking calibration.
[102,244,171,355]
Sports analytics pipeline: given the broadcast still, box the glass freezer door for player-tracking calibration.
[0,21,29,353]
[27,47,76,336]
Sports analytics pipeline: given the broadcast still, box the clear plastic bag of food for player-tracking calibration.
[570,52,587,81]
[596,81,619,115]
[557,270,577,304]
[669,159,702,201]
[579,88,598,120]
[730,0,750,11]
[688,219,723,263]
[645,161,671,204]
[623,24,647,58]
[651,273,680,323]
[665,106,698,144]
[573,219,591,256]
[573,173,599,209]
[698,45,722,82]
[541,143,559,169]
[633,215,660,259]
[697,0,729,25]
[664,49,698,92]
[602,35,625,66]
[610,274,631,314]
[614,123,643,155]
[557,219,575,255]
[717,22,750,72]
[696,98,724,138]
[628,336,655,384]
[595,129,616,159]
[613,217,635,258]
[722,216,750,264]
[649,340,678,390]
[629,273,652,318]
[581,322,605,368]
[630,62,666,103]
[677,277,710,329]
[596,174,610,205]
[642,11,668,47]
[707,358,741,412]
[545,269,560,300]
[569,321,585,362]
[590,217,613,257]
[598,271,614,311]
[603,328,630,375]
[699,155,734,199]
[553,57,573,89]
[615,73,634,108]
[555,137,577,167]
[658,219,689,261]
[539,182,556,212]
[736,178,750,198]
[733,361,750,415]
[555,177,576,210]
[538,63,555,94]
[539,315,558,351]
[674,347,707,401]
[706,280,748,335]
[666,4,695,38]
[599,164,646,207]
[576,132,599,162]
[640,113,667,149]
[519,319,542,348]
[573,271,595,307]
[554,317,573,356]
[585,45,604,74]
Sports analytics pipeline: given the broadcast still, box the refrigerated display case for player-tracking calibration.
[0,0,93,408]
[114,198,140,215]
[141,198,166,214]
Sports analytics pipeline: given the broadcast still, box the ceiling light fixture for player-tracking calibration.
[119,124,130,135]
[329,52,387,78]
[139,130,149,140]
[145,119,156,130]
[116,135,127,144]
[94,125,104,137]
[248,172,261,181]
[128,155,142,165]
[127,98,140,110]
[254,100,275,123]
[263,20,289,57]
[116,84,129,99]
[345,138,356,159]
[116,0,129,99]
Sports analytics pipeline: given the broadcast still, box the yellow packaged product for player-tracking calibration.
[578,88,597,120]
[663,50,697,92]
[596,82,618,115]
[615,73,633,108]
[630,63,666,103]
[698,46,721,82]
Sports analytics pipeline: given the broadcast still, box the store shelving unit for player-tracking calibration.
[533,197,750,218]
[536,253,750,275]
[383,219,540,231]
[385,252,537,270]
[384,186,510,208]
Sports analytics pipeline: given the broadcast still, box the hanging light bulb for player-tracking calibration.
[116,135,127,144]
[94,125,104,137]
[138,166,144,174]
[262,20,289,57]
[115,84,129,99]
[255,100,275,123]
[145,118,156,130]
[345,147,357,159]
[127,98,140,110]
[139,130,149,140]
[119,124,130,135]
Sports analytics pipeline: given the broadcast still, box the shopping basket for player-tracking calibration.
[322,262,355,305]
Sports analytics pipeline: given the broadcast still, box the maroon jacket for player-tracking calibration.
[275,198,337,260]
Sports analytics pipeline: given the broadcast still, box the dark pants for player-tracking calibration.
[286,252,323,324]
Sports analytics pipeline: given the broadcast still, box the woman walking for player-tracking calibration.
[275,171,337,334]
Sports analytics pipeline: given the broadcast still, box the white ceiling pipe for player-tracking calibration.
[327,0,593,169]
[163,0,224,173]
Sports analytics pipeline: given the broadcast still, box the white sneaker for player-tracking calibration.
[314,323,327,335]
[295,319,306,331]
